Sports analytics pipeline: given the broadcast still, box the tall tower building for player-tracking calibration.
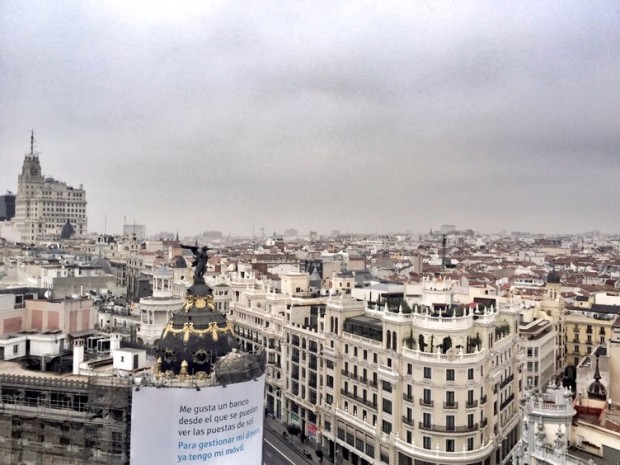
[540,269,565,377]
[14,132,87,243]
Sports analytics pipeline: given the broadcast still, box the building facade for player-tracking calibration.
[229,274,522,465]
[14,134,87,243]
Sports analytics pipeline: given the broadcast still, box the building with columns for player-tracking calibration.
[135,267,183,345]
[229,273,523,465]
[14,133,87,243]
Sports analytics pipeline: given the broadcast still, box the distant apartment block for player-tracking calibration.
[122,223,146,241]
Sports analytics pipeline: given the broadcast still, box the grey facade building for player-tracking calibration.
[0,192,16,221]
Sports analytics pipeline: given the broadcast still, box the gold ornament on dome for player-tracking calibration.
[183,294,216,312]
[161,320,235,342]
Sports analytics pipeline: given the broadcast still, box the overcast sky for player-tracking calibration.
[1,1,619,237]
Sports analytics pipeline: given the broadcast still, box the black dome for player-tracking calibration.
[155,282,237,376]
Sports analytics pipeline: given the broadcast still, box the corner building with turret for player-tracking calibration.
[229,273,521,465]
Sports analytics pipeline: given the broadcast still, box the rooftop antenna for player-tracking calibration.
[441,234,447,270]
[30,130,35,156]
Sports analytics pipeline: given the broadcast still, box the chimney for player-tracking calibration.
[73,339,84,375]
[111,333,121,351]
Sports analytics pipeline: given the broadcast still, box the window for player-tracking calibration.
[446,391,455,405]
[423,388,432,405]
[373,353,378,363]
[407,363,412,375]
[446,439,455,452]
[383,399,392,414]
[423,413,431,428]
[13,345,18,354]
[356,438,364,452]
[382,420,392,434]
[406,430,412,444]
[446,415,455,431]
[424,367,432,379]
[365,444,374,457]
[382,380,393,392]
[423,436,431,450]
[446,369,455,381]
[468,368,474,380]
[468,437,474,451]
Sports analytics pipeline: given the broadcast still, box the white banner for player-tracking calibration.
[130,375,265,465]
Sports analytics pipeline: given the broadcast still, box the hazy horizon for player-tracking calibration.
[2,1,619,236]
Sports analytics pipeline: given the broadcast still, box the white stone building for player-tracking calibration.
[14,134,87,243]
[229,273,523,465]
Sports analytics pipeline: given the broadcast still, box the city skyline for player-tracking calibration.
[1,1,619,236]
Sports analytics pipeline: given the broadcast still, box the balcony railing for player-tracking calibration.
[403,393,414,403]
[466,400,478,408]
[500,393,515,411]
[419,399,434,407]
[340,389,377,409]
[480,395,487,405]
[480,417,488,428]
[500,373,514,389]
[443,402,458,409]
[418,422,479,433]
[402,416,415,427]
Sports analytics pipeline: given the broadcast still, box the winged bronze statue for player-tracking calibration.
[180,244,211,284]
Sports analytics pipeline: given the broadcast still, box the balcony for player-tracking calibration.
[335,407,376,436]
[443,402,459,409]
[419,399,434,408]
[500,393,515,411]
[401,346,487,365]
[403,393,414,403]
[378,364,399,383]
[418,422,479,433]
[466,400,478,409]
[480,395,487,405]
[402,416,415,427]
[340,389,377,409]
[500,373,514,389]
[394,436,495,464]
[480,417,488,428]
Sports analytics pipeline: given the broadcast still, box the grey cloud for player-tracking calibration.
[1,1,620,235]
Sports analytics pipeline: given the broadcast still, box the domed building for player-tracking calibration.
[151,259,265,381]
[130,246,266,465]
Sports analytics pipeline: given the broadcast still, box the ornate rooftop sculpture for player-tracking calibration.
[153,241,264,384]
